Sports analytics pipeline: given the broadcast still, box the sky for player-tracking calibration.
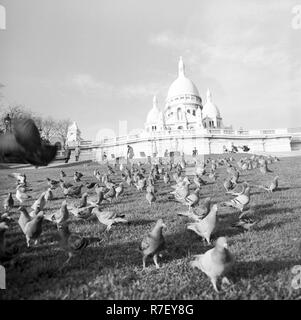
[0,0,300,140]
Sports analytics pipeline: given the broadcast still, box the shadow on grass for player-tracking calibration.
[231,258,301,281]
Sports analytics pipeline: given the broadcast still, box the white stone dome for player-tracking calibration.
[166,57,200,101]
[167,76,200,100]
[146,96,160,124]
[202,89,221,118]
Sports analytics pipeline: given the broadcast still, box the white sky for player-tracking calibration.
[0,0,300,140]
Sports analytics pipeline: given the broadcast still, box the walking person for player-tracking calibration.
[127,145,134,166]
[75,145,81,162]
[65,145,71,163]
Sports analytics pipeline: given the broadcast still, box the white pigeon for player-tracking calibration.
[15,185,31,203]
[222,183,251,217]
[190,237,234,292]
[187,204,218,244]
[31,192,47,212]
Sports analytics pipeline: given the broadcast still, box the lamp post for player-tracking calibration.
[4,114,11,133]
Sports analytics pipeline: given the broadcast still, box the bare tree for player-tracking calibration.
[54,119,72,147]
[39,116,57,142]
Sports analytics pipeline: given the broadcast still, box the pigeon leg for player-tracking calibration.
[153,254,160,269]
[211,277,219,293]
[205,236,211,245]
[142,255,147,270]
[26,238,31,248]
[63,252,73,266]
[222,276,231,286]
[239,211,247,219]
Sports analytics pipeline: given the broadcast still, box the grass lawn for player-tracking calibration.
[0,154,301,300]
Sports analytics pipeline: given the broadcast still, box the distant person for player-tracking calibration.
[127,145,134,159]
[75,145,81,162]
[0,118,57,166]
[164,149,169,157]
[65,145,71,163]
[192,147,198,157]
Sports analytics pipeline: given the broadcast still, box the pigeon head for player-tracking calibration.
[215,237,228,250]
[211,204,218,213]
[156,219,167,230]
[36,211,44,219]
[0,222,9,231]
[61,200,68,207]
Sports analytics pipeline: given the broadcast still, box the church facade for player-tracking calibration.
[92,57,296,161]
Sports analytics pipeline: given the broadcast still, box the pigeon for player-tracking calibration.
[115,182,124,199]
[31,192,47,211]
[45,187,54,201]
[163,172,171,184]
[78,192,88,208]
[103,185,116,202]
[171,183,190,204]
[29,206,43,218]
[146,183,155,194]
[3,192,14,211]
[146,190,156,206]
[60,170,66,179]
[187,204,218,244]
[223,177,236,192]
[57,221,89,266]
[194,197,211,218]
[193,175,207,188]
[93,170,102,182]
[226,182,247,196]
[89,190,104,206]
[59,179,73,189]
[135,177,147,191]
[18,207,44,247]
[232,217,258,231]
[92,207,128,231]
[46,178,59,189]
[62,184,83,198]
[222,183,251,217]
[69,205,94,220]
[183,188,201,210]
[16,184,32,203]
[177,210,204,222]
[86,182,97,189]
[8,172,27,185]
[190,237,234,292]
[139,219,166,269]
[256,176,279,193]
[44,200,69,225]
[208,171,217,181]
[74,171,83,182]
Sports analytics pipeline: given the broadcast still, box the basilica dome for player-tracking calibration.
[146,96,161,124]
[166,57,200,101]
[202,89,221,119]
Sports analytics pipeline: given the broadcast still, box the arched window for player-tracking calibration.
[192,110,196,116]
[187,109,190,114]
[177,108,182,120]
[55,142,62,150]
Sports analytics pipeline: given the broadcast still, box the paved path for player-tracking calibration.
[0,160,92,171]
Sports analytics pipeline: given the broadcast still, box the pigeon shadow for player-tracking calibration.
[128,219,157,227]
[230,258,301,281]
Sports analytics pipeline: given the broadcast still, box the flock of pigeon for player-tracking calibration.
[0,153,280,292]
